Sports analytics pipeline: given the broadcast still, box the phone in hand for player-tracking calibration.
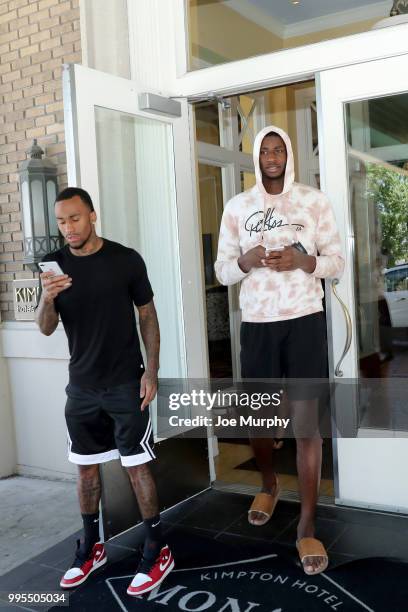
[265,245,285,256]
[292,241,307,254]
[38,261,65,276]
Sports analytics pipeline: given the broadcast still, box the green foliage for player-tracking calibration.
[366,163,408,267]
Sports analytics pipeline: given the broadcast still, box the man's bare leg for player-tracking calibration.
[78,464,101,513]
[292,398,326,573]
[126,463,159,518]
[77,464,102,554]
[248,437,279,525]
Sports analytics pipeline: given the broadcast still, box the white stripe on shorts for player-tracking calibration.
[120,449,155,467]
[141,417,155,460]
[68,448,120,465]
[120,417,156,466]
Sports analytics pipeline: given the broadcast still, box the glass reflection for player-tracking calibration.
[346,93,408,431]
[195,101,220,146]
[188,0,386,71]
[198,164,233,378]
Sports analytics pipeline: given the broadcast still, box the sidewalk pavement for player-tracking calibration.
[0,476,81,576]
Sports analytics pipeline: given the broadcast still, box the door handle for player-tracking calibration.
[396,297,406,302]
[331,279,352,377]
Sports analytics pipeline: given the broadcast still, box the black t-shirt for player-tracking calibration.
[42,239,153,388]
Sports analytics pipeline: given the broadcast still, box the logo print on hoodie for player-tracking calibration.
[245,207,305,237]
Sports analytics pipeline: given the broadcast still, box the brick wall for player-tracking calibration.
[0,0,81,321]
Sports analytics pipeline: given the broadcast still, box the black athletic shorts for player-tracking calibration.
[240,311,328,401]
[65,381,155,466]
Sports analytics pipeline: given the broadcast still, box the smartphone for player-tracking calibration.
[38,261,65,276]
[265,245,285,256]
[292,241,308,254]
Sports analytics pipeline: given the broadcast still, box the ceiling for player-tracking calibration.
[244,0,391,24]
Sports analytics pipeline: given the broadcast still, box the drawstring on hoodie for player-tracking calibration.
[260,199,297,255]
[260,194,267,248]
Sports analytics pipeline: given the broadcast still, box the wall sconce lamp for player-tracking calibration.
[390,0,408,16]
[18,140,63,271]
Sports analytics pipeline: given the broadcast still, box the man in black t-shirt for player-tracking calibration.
[36,187,173,596]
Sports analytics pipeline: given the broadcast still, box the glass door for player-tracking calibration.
[63,63,212,538]
[198,162,234,379]
[317,54,408,513]
[195,93,265,381]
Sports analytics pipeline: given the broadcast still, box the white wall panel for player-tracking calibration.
[1,324,74,479]
[80,0,131,79]
[337,439,408,512]
[0,333,16,478]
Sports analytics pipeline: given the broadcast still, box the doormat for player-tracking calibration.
[235,438,333,480]
[49,526,408,611]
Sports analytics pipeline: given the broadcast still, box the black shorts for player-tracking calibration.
[240,312,328,401]
[65,381,155,466]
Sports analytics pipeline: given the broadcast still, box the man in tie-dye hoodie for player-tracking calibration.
[215,125,344,575]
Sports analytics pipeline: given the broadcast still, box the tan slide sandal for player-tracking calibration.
[296,537,329,575]
[248,478,280,526]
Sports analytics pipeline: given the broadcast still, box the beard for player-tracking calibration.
[69,226,93,250]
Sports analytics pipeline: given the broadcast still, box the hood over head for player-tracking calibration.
[253,125,295,197]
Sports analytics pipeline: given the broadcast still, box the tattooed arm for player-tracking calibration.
[137,299,160,410]
[35,272,71,335]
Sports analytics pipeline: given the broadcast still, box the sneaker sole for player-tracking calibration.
[127,559,175,596]
[60,555,107,589]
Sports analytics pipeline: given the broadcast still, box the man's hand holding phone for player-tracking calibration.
[238,244,316,274]
[263,245,316,273]
[38,262,72,304]
[238,245,284,272]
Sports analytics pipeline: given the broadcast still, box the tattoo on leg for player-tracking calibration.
[77,465,101,514]
[126,464,159,519]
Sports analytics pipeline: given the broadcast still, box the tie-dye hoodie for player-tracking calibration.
[214,125,344,322]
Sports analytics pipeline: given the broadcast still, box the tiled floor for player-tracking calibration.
[1,488,408,611]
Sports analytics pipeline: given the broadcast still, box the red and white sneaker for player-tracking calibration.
[127,545,174,596]
[60,540,107,589]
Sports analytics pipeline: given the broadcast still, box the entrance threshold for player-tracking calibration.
[213,480,335,507]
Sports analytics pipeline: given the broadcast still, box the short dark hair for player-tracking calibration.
[55,187,94,212]
[264,131,283,141]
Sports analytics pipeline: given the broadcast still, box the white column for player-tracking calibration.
[0,318,17,478]
[127,0,187,93]
[80,0,131,78]
[80,0,187,92]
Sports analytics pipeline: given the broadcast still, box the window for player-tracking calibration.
[385,268,408,292]
[187,0,389,71]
